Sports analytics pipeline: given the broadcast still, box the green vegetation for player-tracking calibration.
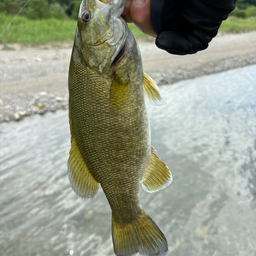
[0,0,256,19]
[25,0,68,20]
[220,16,256,33]
[0,0,256,46]
[0,0,86,20]
[0,13,76,45]
[219,5,256,33]
[229,5,256,18]
[0,0,69,19]
[236,0,256,9]
[0,13,149,45]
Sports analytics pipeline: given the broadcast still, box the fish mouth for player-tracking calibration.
[111,44,125,68]
[95,0,109,7]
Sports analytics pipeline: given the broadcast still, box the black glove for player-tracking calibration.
[151,0,236,55]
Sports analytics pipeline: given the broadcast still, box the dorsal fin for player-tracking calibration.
[143,73,162,102]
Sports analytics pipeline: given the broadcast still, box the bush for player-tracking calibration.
[229,8,246,18]
[71,1,80,19]
[49,2,68,19]
[66,1,80,20]
[220,16,256,33]
[229,6,256,19]
[25,0,67,20]
[26,0,51,19]
[245,6,256,18]
[0,0,27,16]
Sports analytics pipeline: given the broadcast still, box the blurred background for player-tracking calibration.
[1,0,256,256]
[0,0,256,45]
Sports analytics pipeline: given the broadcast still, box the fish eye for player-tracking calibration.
[81,11,90,23]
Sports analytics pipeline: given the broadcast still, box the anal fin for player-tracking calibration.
[68,108,99,198]
[142,147,172,193]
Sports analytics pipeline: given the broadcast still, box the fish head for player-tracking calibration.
[74,0,130,74]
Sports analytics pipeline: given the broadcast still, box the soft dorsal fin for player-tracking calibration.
[141,147,172,193]
[68,107,99,198]
[143,73,162,102]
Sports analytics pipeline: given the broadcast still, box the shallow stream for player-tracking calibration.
[1,65,256,256]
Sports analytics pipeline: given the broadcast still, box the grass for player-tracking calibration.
[1,13,256,46]
[0,13,77,45]
[0,13,148,45]
[219,16,256,33]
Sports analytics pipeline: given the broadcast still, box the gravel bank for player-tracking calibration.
[149,53,256,85]
[0,93,68,122]
[1,31,256,123]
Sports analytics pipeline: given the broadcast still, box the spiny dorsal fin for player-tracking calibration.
[141,147,172,193]
[143,73,162,102]
[68,108,99,198]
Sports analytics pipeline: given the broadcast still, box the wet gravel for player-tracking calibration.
[1,30,256,123]
[1,53,256,123]
[149,53,256,85]
[0,92,68,122]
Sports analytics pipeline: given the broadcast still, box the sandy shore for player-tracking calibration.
[1,31,256,122]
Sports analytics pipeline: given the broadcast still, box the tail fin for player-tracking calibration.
[112,209,168,256]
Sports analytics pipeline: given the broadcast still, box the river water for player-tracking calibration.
[1,65,256,256]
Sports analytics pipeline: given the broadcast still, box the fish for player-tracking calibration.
[67,0,173,255]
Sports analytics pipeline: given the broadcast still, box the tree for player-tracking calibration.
[0,0,27,15]
[236,0,256,9]
[0,0,68,19]
[26,0,50,19]
[24,0,67,19]
[66,0,80,19]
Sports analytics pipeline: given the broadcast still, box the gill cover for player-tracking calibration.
[76,0,128,73]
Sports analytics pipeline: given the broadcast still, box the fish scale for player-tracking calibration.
[67,0,172,255]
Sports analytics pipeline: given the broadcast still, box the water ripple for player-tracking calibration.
[1,65,256,255]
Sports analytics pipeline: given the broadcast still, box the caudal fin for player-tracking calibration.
[112,209,168,256]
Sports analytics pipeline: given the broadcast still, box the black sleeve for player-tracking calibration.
[150,0,236,55]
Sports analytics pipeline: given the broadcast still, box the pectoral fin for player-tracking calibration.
[68,108,99,198]
[141,147,172,193]
[143,73,162,102]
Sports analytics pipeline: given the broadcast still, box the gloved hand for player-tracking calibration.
[122,0,236,55]
[152,0,236,55]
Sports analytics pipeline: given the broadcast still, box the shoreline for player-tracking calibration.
[1,31,256,123]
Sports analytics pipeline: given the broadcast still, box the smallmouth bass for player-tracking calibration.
[67,0,172,255]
